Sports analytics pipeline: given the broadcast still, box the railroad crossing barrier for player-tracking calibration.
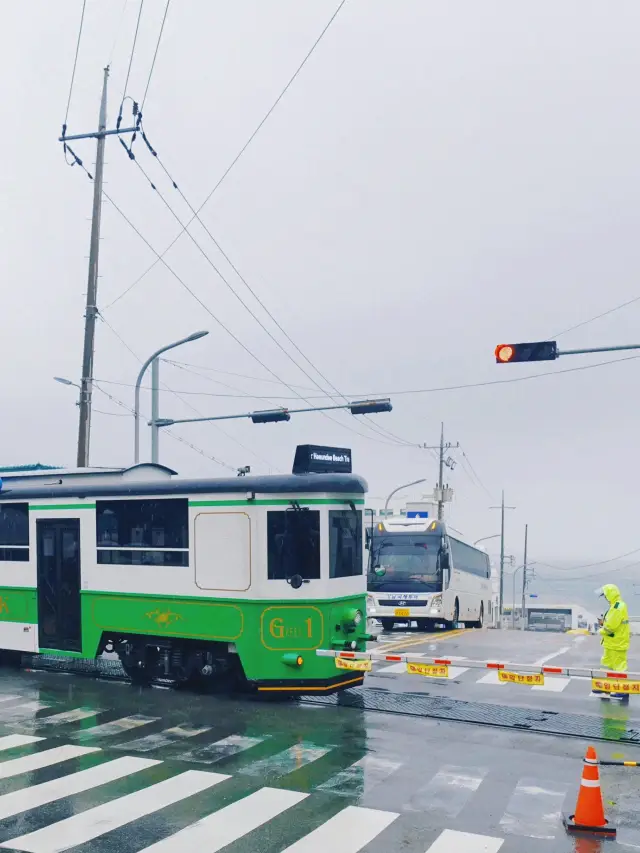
[318,649,640,693]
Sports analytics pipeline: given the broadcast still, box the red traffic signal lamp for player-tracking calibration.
[495,341,558,364]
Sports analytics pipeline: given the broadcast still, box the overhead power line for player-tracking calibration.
[120,0,145,108]
[108,0,348,310]
[554,293,640,339]
[62,0,87,133]
[141,0,171,110]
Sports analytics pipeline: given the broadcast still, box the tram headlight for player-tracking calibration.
[342,608,364,631]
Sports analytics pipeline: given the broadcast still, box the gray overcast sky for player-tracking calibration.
[2,1,640,565]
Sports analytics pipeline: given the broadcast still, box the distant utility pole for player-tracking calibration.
[422,423,459,520]
[521,523,528,632]
[490,491,515,628]
[59,66,137,467]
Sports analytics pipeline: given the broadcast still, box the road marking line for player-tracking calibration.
[379,629,467,654]
[405,765,488,817]
[0,695,23,704]
[427,828,503,852]
[112,723,210,752]
[317,755,401,797]
[0,735,43,751]
[279,805,398,852]
[0,745,100,780]
[1,769,229,853]
[239,742,332,778]
[0,756,160,819]
[532,647,570,666]
[476,672,505,686]
[28,707,103,727]
[137,787,308,852]
[180,734,267,764]
[0,702,52,720]
[499,778,569,839]
[71,714,159,739]
[532,677,570,693]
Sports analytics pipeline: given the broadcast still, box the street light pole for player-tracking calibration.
[521,523,528,632]
[384,479,427,517]
[150,358,160,465]
[490,491,515,629]
[134,331,209,465]
[473,534,501,546]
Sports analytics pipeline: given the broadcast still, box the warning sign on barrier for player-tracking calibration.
[498,670,545,686]
[406,662,449,678]
[592,678,640,694]
[335,657,372,672]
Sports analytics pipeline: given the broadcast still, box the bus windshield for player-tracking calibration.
[368,532,443,592]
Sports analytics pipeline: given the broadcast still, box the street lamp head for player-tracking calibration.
[186,330,209,343]
[54,377,75,387]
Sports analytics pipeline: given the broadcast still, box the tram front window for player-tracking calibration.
[267,509,321,580]
[369,533,442,592]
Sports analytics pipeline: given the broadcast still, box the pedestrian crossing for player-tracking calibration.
[0,728,585,851]
[369,654,598,695]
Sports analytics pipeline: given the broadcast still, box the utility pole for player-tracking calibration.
[75,67,109,467]
[422,423,459,520]
[521,523,528,632]
[59,66,138,468]
[490,491,515,628]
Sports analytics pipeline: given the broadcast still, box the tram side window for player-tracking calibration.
[329,509,363,578]
[0,503,29,562]
[96,499,189,567]
[267,509,320,580]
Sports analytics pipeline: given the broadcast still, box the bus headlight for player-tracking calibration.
[430,595,443,612]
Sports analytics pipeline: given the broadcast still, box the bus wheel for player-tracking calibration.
[448,600,459,629]
[380,619,395,631]
[472,603,484,629]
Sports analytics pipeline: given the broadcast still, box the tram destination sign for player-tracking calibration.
[293,444,352,475]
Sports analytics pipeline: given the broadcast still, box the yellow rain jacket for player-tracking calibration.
[599,584,630,652]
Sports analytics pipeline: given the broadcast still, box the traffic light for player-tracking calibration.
[250,408,291,424]
[495,341,558,364]
[349,398,392,415]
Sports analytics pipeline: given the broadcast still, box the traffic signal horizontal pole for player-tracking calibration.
[558,343,640,357]
[152,399,391,428]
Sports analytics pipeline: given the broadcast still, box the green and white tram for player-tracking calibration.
[0,446,370,695]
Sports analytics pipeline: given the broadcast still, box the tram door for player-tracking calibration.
[36,520,82,652]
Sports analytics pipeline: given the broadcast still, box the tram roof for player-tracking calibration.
[0,465,368,501]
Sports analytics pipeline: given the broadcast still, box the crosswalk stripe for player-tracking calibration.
[0,735,44,752]
[0,695,23,704]
[0,756,160,820]
[137,787,308,852]
[0,702,52,720]
[427,828,503,852]
[317,755,401,796]
[279,805,398,852]
[28,707,103,727]
[475,672,505,686]
[405,765,488,816]
[0,745,100,780]
[532,677,570,693]
[238,742,332,778]
[499,777,569,839]
[180,734,267,764]
[112,723,211,752]
[2,769,229,853]
[72,714,159,739]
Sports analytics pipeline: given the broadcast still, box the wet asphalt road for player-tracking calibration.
[0,635,637,851]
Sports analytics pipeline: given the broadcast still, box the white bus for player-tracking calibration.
[366,516,492,631]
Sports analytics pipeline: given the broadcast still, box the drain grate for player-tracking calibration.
[301,687,640,744]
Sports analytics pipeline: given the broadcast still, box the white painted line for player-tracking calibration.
[112,723,210,752]
[0,702,51,720]
[405,765,488,817]
[31,707,103,727]
[138,787,308,852]
[72,714,159,738]
[475,672,505,686]
[499,778,569,839]
[318,755,401,796]
[532,647,570,666]
[446,666,469,680]
[0,696,22,704]
[532,677,570,693]
[279,805,398,852]
[0,735,44,752]
[239,742,332,778]
[2,769,228,853]
[427,828,503,852]
[0,745,100,780]
[180,734,266,764]
[0,756,160,819]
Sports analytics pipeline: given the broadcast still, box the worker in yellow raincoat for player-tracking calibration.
[595,584,631,702]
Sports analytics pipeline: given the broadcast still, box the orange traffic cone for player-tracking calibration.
[563,746,616,837]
